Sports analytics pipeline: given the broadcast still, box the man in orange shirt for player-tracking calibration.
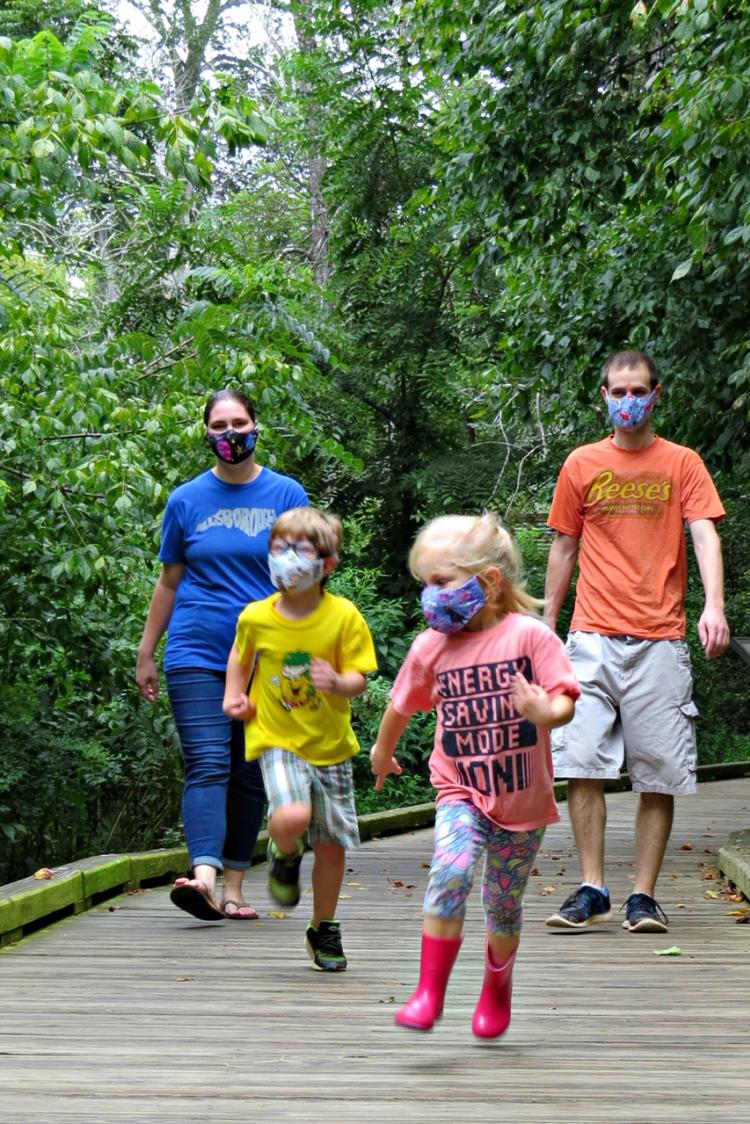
[544,350,730,933]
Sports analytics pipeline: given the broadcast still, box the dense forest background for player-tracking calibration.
[1,0,749,882]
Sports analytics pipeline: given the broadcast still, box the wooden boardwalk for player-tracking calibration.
[2,779,749,1123]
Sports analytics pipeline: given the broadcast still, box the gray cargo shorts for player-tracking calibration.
[551,632,699,796]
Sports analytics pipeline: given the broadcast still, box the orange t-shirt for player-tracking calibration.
[547,436,725,639]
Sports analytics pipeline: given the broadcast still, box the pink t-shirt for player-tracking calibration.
[391,613,580,831]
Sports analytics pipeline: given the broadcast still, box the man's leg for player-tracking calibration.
[546,777,613,929]
[633,791,674,897]
[568,778,607,887]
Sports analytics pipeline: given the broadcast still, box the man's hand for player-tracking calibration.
[370,744,402,791]
[698,606,730,659]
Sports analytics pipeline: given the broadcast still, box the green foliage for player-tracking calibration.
[2,0,749,882]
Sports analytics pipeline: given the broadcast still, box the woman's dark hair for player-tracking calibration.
[203,389,256,426]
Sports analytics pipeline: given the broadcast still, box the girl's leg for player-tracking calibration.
[473,826,545,1038]
[166,668,231,903]
[396,802,486,1031]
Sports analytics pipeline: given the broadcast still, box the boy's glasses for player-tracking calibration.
[269,538,320,560]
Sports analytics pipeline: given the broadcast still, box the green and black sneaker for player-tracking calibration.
[305,920,347,972]
[267,839,304,907]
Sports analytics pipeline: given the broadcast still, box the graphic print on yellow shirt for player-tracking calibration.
[274,650,322,712]
[234,591,378,766]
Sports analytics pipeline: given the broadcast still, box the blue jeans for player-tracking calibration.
[166,668,266,871]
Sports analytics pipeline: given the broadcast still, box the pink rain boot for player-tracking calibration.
[471,944,516,1039]
[395,932,462,1031]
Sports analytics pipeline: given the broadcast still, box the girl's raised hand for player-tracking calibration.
[370,744,402,791]
[511,672,553,726]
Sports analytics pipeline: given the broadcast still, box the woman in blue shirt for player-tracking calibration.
[136,390,308,920]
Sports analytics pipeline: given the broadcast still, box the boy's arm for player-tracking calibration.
[223,642,255,720]
[370,703,411,790]
[310,659,367,698]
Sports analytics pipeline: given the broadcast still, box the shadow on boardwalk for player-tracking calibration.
[2,779,749,1123]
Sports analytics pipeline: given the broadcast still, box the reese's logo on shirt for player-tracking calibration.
[585,469,672,518]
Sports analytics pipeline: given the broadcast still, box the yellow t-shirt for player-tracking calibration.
[234,591,378,765]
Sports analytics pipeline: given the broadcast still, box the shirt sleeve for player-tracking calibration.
[530,623,580,701]
[680,451,726,525]
[234,607,256,666]
[390,634,436,715]
[157,494,187,564]
[547,454,584,537]
[339,606,378,675]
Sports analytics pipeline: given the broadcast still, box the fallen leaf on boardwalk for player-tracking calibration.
[558,869,566,876]
[704,890,719,899]
[673,903,688,909]
[33,868,54,880]
[346,881,362,887]
[654,946,682,956]
[530,867,540,877]
[726,908,749,916]
[127,888,144,896]
[735,914,750,924]
[670,873,679,880]
[339,894,352,899]
[379,996,397,1004]
[388,878,416,890]
[680,843,693,851]
[539,886,557,896]
[700,869,718,880]
[269,911,289,919]
[175,976,193,982]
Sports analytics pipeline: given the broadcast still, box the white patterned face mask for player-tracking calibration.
[268,548,323,592]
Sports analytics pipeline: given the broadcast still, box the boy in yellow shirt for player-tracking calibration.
[223,507,377,971]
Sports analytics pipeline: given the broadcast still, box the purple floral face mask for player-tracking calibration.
[206,428,258,464]
[420,575,486,634]
[605,389,657,430]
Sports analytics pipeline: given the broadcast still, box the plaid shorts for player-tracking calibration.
[260,747,360,850]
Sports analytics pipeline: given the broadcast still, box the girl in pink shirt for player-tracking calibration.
[370,513,579,1037]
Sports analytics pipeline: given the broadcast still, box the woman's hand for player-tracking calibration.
[136,653,159,703]
[370,744,402,791]
[222,693,256,721]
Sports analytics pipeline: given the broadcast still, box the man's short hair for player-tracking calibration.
[602,350,659,389]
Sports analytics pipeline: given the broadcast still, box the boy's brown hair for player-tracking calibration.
[270,506,343,559]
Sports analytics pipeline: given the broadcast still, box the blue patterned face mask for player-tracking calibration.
[605,390,657,430]
[268,549,323,592]
[206,428,258,464]
[421,575,486,634]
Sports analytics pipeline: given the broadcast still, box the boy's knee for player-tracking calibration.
[269,801,311,841]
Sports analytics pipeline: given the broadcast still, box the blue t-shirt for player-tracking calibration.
[159,467,308,671]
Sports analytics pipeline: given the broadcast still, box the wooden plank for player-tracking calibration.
[0,779,748,1122]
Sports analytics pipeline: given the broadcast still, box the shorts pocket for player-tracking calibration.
[679,700,699,720]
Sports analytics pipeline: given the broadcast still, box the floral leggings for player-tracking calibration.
[423,800,545,937]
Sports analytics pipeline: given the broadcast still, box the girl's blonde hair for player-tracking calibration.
[270,506,343,559]
[409,512,542,617]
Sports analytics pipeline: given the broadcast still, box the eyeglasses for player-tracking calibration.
[269,538,320,560]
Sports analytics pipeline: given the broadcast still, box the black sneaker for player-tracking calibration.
[546,885,613,929]
[267,840,303,907]
[621,892,669,933]
[306,920,347,972]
